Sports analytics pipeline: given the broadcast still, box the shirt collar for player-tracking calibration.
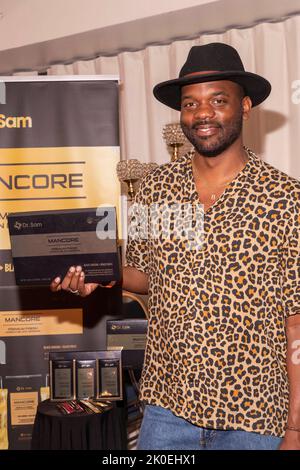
[182,147,263,207]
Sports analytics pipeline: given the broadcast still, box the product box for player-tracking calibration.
[7,207,121,286]
[49,360,76,401]
[106,319,148,369]
[75,359,97,400]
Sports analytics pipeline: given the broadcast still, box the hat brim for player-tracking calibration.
[153,71,271,110]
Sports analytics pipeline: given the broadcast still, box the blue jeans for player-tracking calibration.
[137,405,282,450]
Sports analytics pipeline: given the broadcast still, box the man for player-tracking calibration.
[51,43,300,450]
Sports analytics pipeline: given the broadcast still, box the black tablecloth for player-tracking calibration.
[31,400,127,450]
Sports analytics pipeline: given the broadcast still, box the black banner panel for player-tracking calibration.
[0,77,121,449]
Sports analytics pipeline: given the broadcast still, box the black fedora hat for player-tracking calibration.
[153,43,271,110]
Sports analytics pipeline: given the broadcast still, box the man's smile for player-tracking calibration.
[192,123,221,137]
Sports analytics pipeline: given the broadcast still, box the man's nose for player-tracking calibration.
[194,103,215,120]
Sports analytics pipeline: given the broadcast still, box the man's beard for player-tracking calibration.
[180,109,243,157]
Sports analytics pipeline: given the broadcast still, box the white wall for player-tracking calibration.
[0,0,216,51]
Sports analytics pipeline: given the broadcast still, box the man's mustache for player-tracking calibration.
[191,121,222,130]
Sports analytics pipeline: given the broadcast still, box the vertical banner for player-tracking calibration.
[0,77,121,449]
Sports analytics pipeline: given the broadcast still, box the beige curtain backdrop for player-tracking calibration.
[48,15,300,180]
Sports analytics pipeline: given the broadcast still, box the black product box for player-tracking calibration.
[106,319,148,369]
[7,207,121,286]
[49,359,76,401]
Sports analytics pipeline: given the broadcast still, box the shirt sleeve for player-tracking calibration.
[125,178,150,274]
[282,189,300,317]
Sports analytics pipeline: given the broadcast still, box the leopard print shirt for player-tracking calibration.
[126,149,300,437]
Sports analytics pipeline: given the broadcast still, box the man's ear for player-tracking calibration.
[242,96,252,121]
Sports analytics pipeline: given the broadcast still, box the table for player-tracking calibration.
[31,399,127,450]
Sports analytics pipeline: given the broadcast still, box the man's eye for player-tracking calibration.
[212,98,226,105]
[182,102,196,109]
